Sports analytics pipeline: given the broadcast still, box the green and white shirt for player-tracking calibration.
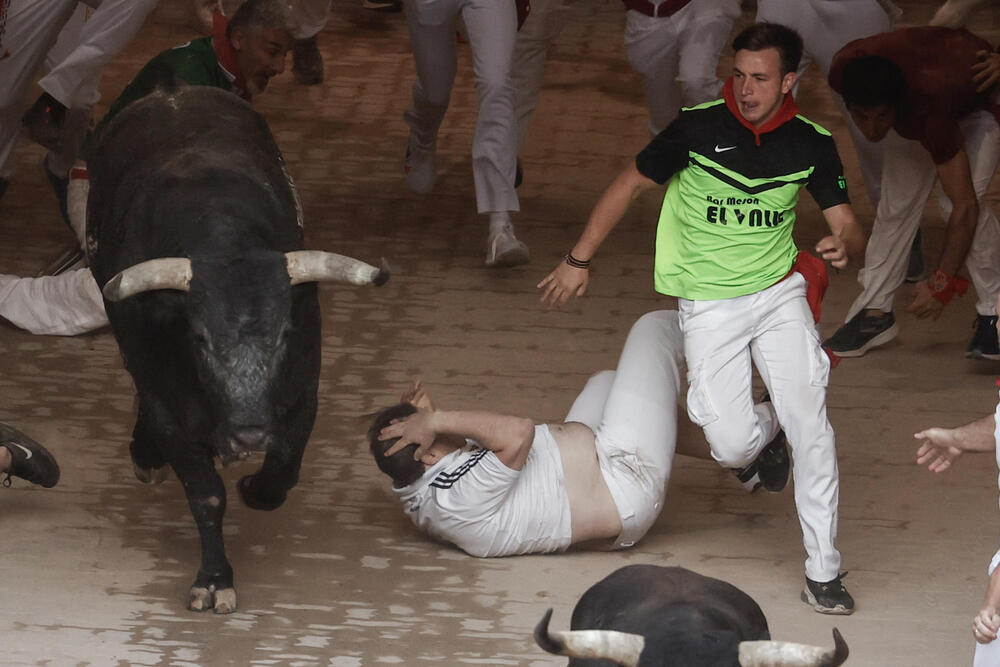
[635,80,849,301]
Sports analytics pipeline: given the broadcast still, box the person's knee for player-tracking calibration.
[703,425,757,468]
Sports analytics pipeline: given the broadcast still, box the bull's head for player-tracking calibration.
[534,609,849,667]
[102,251,389,461]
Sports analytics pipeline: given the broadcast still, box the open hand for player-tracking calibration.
[914,428,963,472]
[538,262,589,309]
[973,50,1000,94]
[400,380,434,411]
[381,408,436,460]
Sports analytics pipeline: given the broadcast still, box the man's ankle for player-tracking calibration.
[0,445,10,473]
[863,308,887,317]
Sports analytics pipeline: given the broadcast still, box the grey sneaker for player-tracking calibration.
[404,137,436,194]
[802,572,855,615]
[824,310,898,357]
[486,223,529,267]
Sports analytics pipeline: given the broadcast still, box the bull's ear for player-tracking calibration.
[102,257,193,302]
[285,251,389,287]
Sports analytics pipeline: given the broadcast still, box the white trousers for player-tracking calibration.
[679,274,842,581]
[846,112,1000,321]
[624,0,741,136]
[510,0,572,154]
[0,269,107,336]
[403,0,519,214]
[565,310,684,548]
[39,0,159,109]
[756,0,891,206]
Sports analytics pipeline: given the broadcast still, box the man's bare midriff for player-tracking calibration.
[547,421,623,544]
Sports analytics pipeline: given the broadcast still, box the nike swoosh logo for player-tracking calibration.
[8,443,32,460]
[714,145,737,153]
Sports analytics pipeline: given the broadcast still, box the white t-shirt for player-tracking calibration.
[392,424,573,557]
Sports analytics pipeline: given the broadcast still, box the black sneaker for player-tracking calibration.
[43,158,71,230]
[362,0,403,11]
[824,310,898,357]
[292,36,324,85]
[967,315,1000,361]
[802,572,854,615]
[515,158,523,188]
[1,424,60,488]
[904,229,925,283]
[731,461,762,493]
[757,431,789,493]
[22,92,67,153]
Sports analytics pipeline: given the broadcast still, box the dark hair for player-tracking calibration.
[227,0,295,39]
[368,402,426,488]
[840,55,907,109]
[732,22,804,76]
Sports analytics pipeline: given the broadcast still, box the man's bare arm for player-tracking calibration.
[538,162,659,308]
[382,409,535,470]
[818,203,867,268]
[907,149,978,319]
[914,413,996,472]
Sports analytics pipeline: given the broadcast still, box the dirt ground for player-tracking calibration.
[3,1,1000,664]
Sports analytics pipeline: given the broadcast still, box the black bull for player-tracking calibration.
[87,86,388,613]
[535,565,848,666]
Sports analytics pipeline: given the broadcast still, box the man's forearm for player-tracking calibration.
[428,410,535,468]
[938,200,978,277]
[950,414,997,452]
[571,163,656,261]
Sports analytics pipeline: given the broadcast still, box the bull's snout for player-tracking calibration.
[230,427,269,452]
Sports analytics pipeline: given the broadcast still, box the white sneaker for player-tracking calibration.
[404,137,436,194]
[486,223,529,267]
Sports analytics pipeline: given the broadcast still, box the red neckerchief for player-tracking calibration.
[722,76,799,146]
[211,11,250,100]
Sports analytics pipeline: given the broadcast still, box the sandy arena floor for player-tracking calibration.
[3,1,1000,664]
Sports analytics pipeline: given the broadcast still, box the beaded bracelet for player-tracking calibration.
[564,252,591,269]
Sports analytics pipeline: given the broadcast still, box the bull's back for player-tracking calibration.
[87,86,302,283]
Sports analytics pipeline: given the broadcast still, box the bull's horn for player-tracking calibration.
[739,628,848,667]
[102,257,193,302]
[285,251,390,287]
[533,608,645,667]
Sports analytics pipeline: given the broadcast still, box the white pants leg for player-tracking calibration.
[461,0,519,214]
[675,0,740,108]
[0,269,108,336]
[847,112,1000,321]
[680,275,841,581]
[845,130,937,320]
[510,0,570,154]
[566,310,685,546]
[0,0,78,179]
[626,0,739,136]
[38,0,160,109]
[290,0,331,39]
[937,112,1000,317]
[756,0,891,206]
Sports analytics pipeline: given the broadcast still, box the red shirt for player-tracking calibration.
[829,27,998,165]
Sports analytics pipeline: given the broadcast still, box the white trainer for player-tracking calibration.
[486,223,529,267]
[404,137,436,194]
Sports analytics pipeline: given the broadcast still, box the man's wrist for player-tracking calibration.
[927,269,970,305]
[564,252,591,269]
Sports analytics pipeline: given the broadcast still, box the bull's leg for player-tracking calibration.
[171,455,237,614]
[238,394,315,511]
[129,402,169,484]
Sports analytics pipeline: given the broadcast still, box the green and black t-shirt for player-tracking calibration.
[636,87,849,301]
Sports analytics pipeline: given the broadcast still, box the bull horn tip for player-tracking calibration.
[533,608,561,655]
[373,258,391,287]
[102,274,123,302]
[830,627,849,665]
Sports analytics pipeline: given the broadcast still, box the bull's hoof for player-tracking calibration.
[132,461,169,484]
[188,585,237,614]
[237,474,286,511]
